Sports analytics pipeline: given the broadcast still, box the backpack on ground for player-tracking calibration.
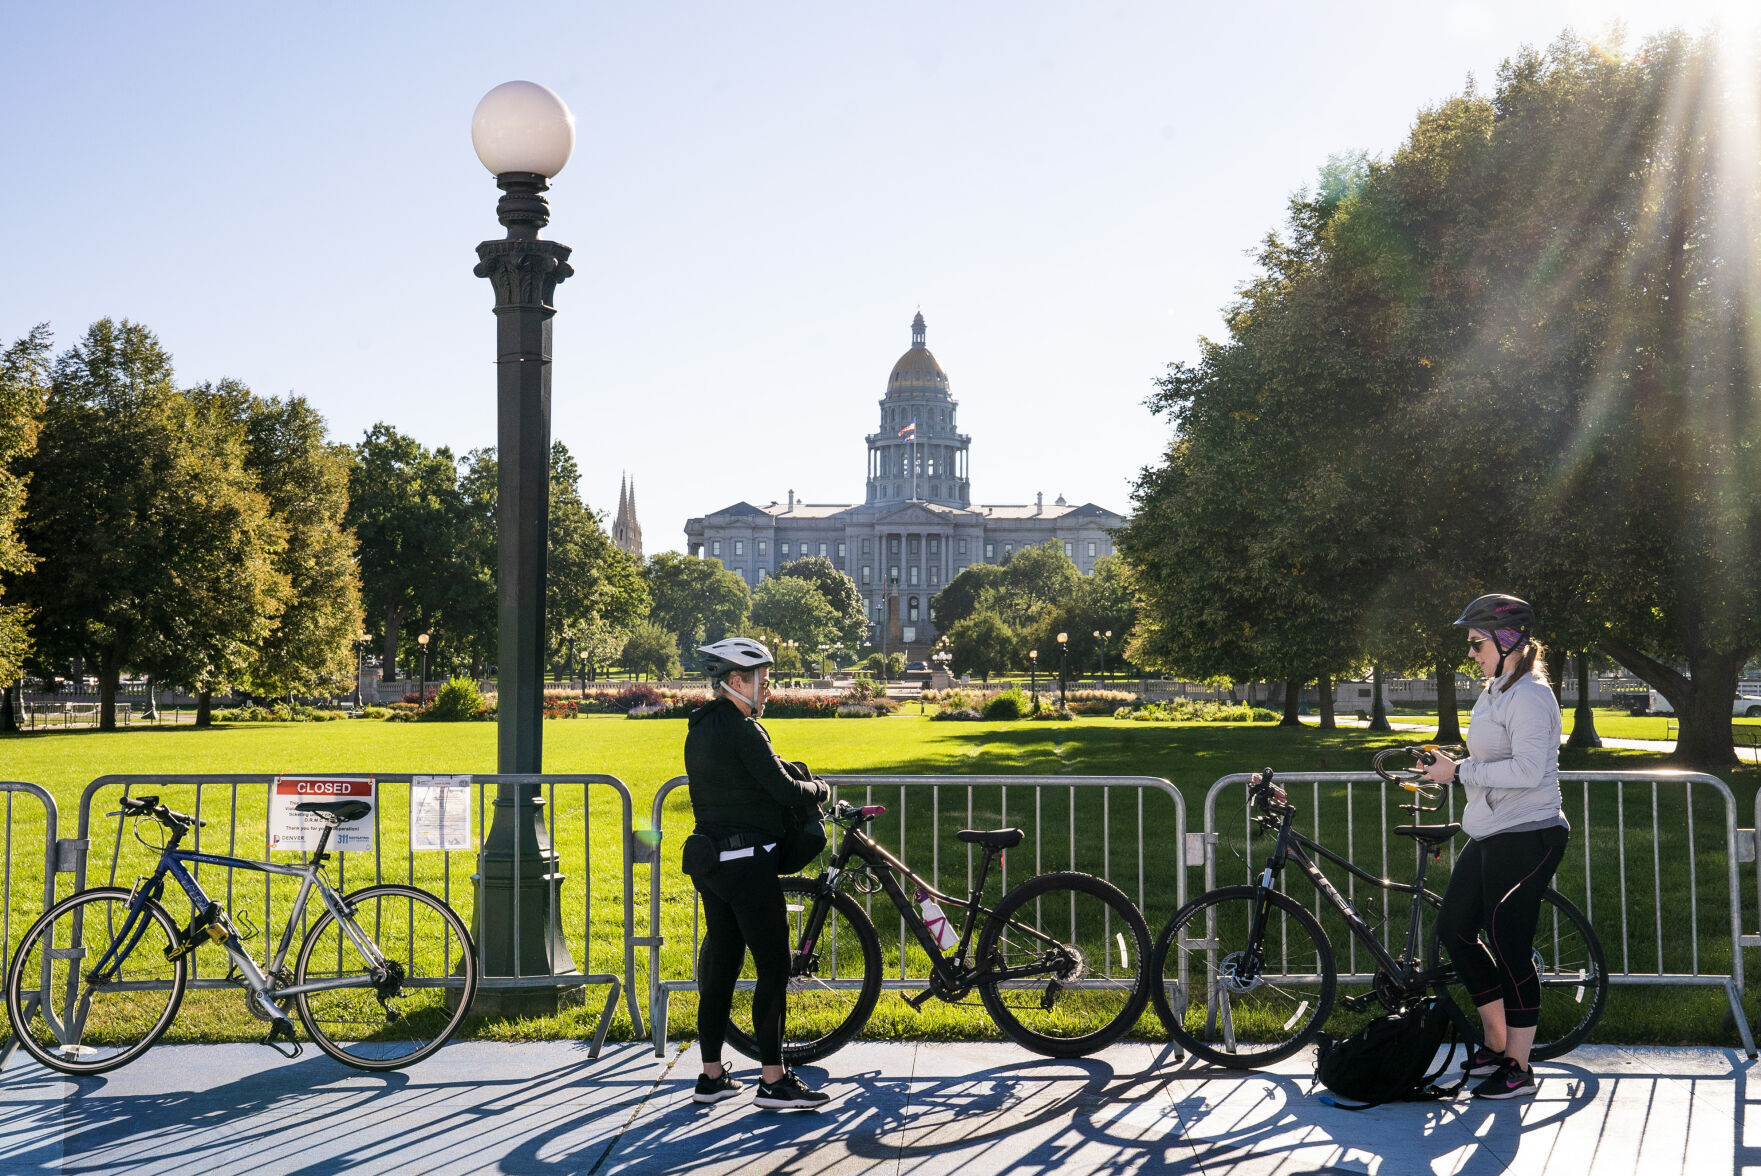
[1313,996,1460,1109]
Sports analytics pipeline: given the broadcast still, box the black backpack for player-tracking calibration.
[1313,996,1460,1108]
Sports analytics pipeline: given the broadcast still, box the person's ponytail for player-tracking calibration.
[1499,640,1549,694]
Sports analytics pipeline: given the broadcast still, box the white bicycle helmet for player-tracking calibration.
[697,637,774,681]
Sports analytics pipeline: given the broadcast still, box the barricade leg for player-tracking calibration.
[652,989,671,1057]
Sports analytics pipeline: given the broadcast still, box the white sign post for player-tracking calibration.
[411,775,473,851]
[269,776,376,852]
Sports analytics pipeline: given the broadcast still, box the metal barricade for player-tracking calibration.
[0,781,68,1071]
[646,773,1185,1056]
[71,773,643,1056]
[1202,769,1756,1056]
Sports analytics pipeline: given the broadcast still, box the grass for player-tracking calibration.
[3,713,1759,1054]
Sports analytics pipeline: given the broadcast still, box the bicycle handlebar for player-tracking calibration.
[106,794,205,831]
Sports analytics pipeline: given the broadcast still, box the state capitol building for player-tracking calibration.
[685,313,1126,655]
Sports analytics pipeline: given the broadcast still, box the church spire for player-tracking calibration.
[612,472,644,559]
[911,310,926,349]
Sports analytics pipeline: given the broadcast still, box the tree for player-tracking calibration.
[751,575,841,653]
[0,325,51,725]
[777,556,867,649]
[621,620,681,681]
[347,424,464,681]
[945,610,1015,682]
[930,563,1006,632]
[644,552,750,662]
[992,542,1082,629]
[541,444,648,678]
[21,320,288,728]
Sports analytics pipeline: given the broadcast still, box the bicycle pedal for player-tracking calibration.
[1338,993,1373,1013]
[261,1021,303,1060]
[904,988,936,1012]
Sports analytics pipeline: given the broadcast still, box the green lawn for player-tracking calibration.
[2,714,1758,1052]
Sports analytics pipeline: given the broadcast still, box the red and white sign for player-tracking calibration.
[269,776,375,852]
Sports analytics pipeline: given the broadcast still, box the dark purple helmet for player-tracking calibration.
[1454,594,1534,659]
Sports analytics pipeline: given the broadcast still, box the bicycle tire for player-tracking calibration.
[4,887,188,1075]
[1424,888,1607,1061]
[294,884,478,1071]
[1150,885,1337,1067]
[722,876,882,1066]
[975,870,1152,1058]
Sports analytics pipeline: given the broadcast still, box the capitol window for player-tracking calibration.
[909,566,920,586]
[928,536,939,555]
[889,537,900,555]
[929,566,939,585]
[862,538,871,554]
[957,538,967,555]
[862,565,871,584]
[1087,541,1096,558]
[837,542,846,558]
[757,540,767,555]
[711,540,721,557]
[1063,541,1072,557]
[734,540,745,556]
[818,542,828,558]
[985,543,994,560]
[779,542,789,556]
[757,568,767,581]
[908,597,920,622]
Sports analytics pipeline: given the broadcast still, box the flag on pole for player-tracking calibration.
[898,420,916,438]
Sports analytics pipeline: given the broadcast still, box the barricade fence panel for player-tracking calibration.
[1201,769,1754,1055]
[68,773,641,1052]
[0,781,60,1070]
[647,774,1185,1054]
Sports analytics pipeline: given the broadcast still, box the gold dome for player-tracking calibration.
[888,311,948,387]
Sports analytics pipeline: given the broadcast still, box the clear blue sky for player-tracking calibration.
[0,0,1727,554]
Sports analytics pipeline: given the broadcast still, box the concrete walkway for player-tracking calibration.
[0,1040,1753,1175]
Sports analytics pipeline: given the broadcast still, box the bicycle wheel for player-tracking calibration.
[723,877,882,1066]
[294,884,478,1070]
[1425,888,1607,1061]
[975,870,1152,1058]
[4,887,188,1075]
[1150,885,1337,1067]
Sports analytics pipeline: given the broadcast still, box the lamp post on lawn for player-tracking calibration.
[355,629,370,708]
[579,651,588,693]
[1056,631,1069,710]
[1029,649,1039,711]
[417,631,431,706]
[470,79,583,1014]
[1094,629,1111,686]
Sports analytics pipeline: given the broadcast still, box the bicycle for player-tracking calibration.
[4,793,478,1074]
[719,797,1152,1063]
[1148,751,1607,1066]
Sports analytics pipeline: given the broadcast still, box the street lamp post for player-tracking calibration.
[1056,632,1069,710]
[470,80,582,1013]
[579,651,588,694]
[1094,629,1111,685]
[355,629,370,709]
[1028,650,1039,710]
[417,631,431,706]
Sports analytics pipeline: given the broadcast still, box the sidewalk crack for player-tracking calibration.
[584,1041,686,1176]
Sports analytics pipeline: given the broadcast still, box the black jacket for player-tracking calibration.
[684,697,829,838]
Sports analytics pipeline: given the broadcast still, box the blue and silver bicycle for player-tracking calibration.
[4,794,478,1074]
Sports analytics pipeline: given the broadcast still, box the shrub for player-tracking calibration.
[931,706,984,721]
[425,676,488,722]
[542,699,580,719]
[1117,699,1275,723]
[761,690,841,718]
[935,688,983,713]
[983,687,1031,721]
[1032,706,1077,721]
[844,677,886,703]
[611,684,666,712]
[836,704,879,717]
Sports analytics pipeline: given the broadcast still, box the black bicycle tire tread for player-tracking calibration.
[292,883,479,1071]
[722,876,883,1066]
[1151,885,1337,1068]
[975,870,1153,1059]
[3,887,188,1075]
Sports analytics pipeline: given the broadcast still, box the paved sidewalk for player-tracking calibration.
[0,1040,1755,1175]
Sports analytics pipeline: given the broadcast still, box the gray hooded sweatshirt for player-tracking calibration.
[1457,671,1568,839]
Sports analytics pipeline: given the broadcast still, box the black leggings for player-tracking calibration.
[694,849,791,1066]
[1435,826,1568,1030]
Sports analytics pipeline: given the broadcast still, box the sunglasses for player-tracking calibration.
[1467,638,1490,652]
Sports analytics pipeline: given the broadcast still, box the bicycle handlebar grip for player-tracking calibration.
[859,804,887,817]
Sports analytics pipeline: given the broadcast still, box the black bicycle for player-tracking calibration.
[1148,751,1607,1066]
[5,794,477,1074]
[722,798,1152,1063]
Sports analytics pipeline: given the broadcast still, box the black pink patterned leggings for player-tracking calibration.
[1434,826,1568,1029]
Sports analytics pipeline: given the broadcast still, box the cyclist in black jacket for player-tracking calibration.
[683,637,832,1110]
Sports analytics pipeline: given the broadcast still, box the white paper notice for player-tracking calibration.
[269,776,375,852]
[411,775,472,851]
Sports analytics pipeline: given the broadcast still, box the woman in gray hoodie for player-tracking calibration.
[1420,594,1566,1100]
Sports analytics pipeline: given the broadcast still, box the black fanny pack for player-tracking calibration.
[681,829,774,878]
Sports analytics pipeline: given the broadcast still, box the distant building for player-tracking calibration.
[612,473,643,560]
[684,313,1125,654]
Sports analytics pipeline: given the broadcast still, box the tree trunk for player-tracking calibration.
[1601,635,1743,771]
[1316,675,1336,729]
[195,689,213,727]
[0,680,17,733]
[381,604,403,683]
[1566,654,1603,749]
[1368,664,1391,732]
[98,654,120,731]
[1434,661,1463,743]
[1280,679,1302,726]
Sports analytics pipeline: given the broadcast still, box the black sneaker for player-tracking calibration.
[1472,1059,1537,1100]
[693,1068,745,1104]
[1462,1045,1505,1078]
[754,1070,831,1111]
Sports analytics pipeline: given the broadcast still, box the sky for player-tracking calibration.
[0,0,1745,555]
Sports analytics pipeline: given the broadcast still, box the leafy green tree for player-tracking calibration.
[930,563,1006,632]
[777,556,866,649]
[945,609,1015,682]
[644,552,750,662]
[992,542,1082,628]
[621,620,681,681]
[751,574,841,652]
[0,325,51,721]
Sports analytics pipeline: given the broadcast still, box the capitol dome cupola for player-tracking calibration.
[867,311,970,506]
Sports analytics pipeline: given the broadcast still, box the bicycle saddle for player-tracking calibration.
[956,828,1024,849]
[1394,822,1460,845]
[295,800,372,824]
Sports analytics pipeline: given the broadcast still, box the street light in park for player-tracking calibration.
[579,650,589,693]
[1056,632,1069,710]
[471,79,582,1013]
[355,629,370,708]
[1094,629,1112,685]
[1029,649,1039,710]
[417,631,431,706]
